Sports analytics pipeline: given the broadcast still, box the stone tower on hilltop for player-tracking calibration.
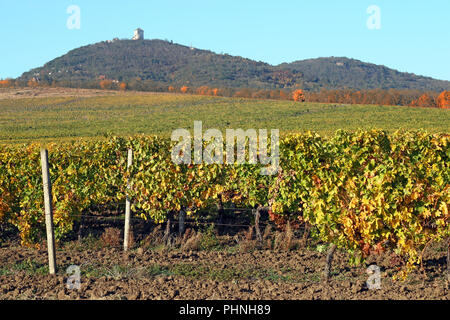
[132,28,144,40]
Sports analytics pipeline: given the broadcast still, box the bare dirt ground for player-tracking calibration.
[0,87,119,100]
[0,87,179,100]
[0,234,448,300]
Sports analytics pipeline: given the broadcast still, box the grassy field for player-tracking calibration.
[0,90,448,143]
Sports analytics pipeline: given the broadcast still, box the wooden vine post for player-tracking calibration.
[40,149,56,275]
[163,218,171,246]
[123,148,133,251]
[216,197,224,235]
[324,244,337,281]
[179,209,186,236]
[254,207,262,243]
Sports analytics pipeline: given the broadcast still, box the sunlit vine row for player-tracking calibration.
[0,130,448,279]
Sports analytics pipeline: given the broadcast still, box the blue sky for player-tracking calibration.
[1,0,449,80]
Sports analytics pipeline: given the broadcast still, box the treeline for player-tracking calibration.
[1,77,449,108]
[306,89,449,108]
[1,78,301,100]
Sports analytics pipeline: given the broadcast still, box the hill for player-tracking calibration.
[279,57,450,91]
[18,39,450,92]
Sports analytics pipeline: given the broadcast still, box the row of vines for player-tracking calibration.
[0,130,448,279]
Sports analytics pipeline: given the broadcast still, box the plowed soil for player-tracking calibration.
[0,239,448,300]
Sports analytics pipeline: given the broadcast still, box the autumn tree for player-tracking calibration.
[292,89,306,102]
[269,90,281,100]
[0,79,13,88]
[410,93,436,108]
[251,90,270,99]
[27,78,39,88]
[180,86,189,94]
[99,80,114,90]
[196,86,211,95]
[119,82,127,91]
[305,89,439,107]
[279,90,289,100]
[234,88,252,98]
[436,91,450,109]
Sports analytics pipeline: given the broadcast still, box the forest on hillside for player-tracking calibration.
[16,40,450,92]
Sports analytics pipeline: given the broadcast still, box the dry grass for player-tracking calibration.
[100,228,121,247]
[0,87,118,100]
[237,227,258,253]
[266,222,300,251]
[282,222,295,251]
[142,225,164,248]
[182,229,203,251]
[138,221,306,253]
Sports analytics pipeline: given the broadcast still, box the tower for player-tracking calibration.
[132,28,144,40]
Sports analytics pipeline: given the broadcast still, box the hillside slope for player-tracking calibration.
[19,39,450,91]
[279,57,450,91]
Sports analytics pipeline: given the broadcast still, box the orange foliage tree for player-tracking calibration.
[99,80,114,90]
[410,93,436,108]
[27,79,39,88]
[180,86,189,94]
[306,89,433,106]
[234,88,252,98]
[436,91,450,109]
[196,86,211,95]
[0,79,13,87]
[119,82,127,91]
[292,89,306,102]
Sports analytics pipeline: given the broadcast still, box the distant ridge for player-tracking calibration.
[19,39,450,92]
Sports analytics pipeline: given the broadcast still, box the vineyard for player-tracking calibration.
[1,130,448,281]
[1,91,450,143]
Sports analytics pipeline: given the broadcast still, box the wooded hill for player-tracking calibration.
[18,39,450,92]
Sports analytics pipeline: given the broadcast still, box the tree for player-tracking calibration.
[119,82,127,91]
[0,79,13,87]
[292,89,305,102]
[99,80,114,90]
[436,91,450,109]
[196,86,210,95]
[279,90,289,100]
[234,88,252,98]
[180,86,189,94]
[410,93,436,108]
[27,78,39,88]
